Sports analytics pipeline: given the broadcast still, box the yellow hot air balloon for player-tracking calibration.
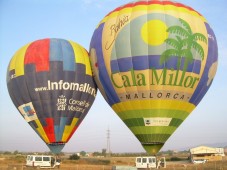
[89,0,218,155]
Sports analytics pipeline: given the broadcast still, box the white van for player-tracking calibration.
[26,155,60,168]
[136,156,166,169]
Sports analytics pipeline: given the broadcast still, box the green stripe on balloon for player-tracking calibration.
[169,118,183,127]
[135,134,171,143]
[135,134,172,155]
[117,109,190,120]
[129,126,176,135]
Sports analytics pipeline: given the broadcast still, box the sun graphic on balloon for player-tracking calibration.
[141,19,169,46]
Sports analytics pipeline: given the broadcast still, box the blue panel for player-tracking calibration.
[60,40,75,71]
[90,23,120,105]
[189,23,218,105]
[111,55,201,74]
[50,38,75,71]
[50,38,63,61]
[54,117,67,141]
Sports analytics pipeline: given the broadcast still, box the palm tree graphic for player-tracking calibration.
[160,18,207,78]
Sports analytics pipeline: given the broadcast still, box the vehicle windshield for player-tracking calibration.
[137,158,141,163]
[142,158,147,163]
[43,157,50,161]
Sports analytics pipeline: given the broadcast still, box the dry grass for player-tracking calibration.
[1,155,227,170]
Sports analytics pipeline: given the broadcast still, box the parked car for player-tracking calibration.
[26,155,60,168]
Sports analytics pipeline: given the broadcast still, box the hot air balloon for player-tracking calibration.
[89,0,218,155]
[7,38,97,153]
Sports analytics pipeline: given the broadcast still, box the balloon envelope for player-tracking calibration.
[7,38,97,153]
[90,0,218,154]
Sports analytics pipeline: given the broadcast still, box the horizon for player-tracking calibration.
[0,0,227,154]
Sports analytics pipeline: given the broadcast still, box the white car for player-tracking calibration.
[26,155,60,168]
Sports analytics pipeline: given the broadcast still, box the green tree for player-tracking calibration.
[69,154,80,160]
[13,150,19,155]
[102,149,107,157]
[80,151,86,157]
[93,152,102,157]
[160,18,207,78]
[3,151,12,155]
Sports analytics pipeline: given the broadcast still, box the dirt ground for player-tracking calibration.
[1,155,227,170]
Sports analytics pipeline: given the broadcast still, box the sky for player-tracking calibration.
[0,0,227,153]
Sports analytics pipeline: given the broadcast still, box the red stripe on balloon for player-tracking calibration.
[107,1,201,17]
[24,39,50,72]
[43,118,56,143]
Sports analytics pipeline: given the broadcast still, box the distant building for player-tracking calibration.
[190,146,225,162]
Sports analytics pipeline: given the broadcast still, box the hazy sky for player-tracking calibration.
[0,0,227,153]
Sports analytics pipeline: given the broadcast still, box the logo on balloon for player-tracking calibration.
[56,95,67,111]
[56,95,91,113]
[144,118,172,127]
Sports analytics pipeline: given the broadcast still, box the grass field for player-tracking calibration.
[1,154,227,170]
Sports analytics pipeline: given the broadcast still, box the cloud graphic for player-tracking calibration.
[207,61,218,86]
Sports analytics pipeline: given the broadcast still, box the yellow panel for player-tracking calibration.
[83,48,92,76]
[69,41,91,75]
[34,119,50,143]
[62,117,78,142]
[112,100,195,113]
[69,41,85,64]
[9,43,31,77]
[9,56,17,71]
